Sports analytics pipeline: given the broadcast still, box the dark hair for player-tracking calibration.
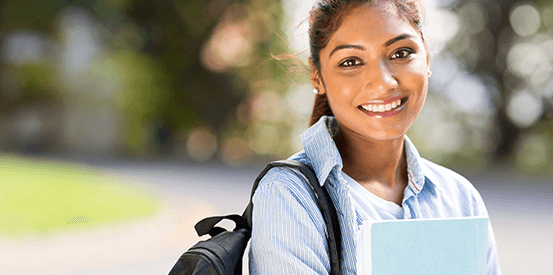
[308,0,425,126]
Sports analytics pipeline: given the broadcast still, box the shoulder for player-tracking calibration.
[418,158,487,214]
[254,151,314,204]
[251,152,328,252]
[250,152,330,274]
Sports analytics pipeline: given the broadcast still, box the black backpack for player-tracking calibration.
[168,160,342,275]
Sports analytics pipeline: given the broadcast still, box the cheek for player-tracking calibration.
[411,74,428,115]
[418,85,428,110]
[325,92,343,115]
[326,86,359,114]
[402,64,428,95]
[322,74,357,108]
[397,62,428,111]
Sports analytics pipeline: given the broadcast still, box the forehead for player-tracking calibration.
[324,5,421,49]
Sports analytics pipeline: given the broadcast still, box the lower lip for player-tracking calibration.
[364,110,398,118]
[360,99,407,118]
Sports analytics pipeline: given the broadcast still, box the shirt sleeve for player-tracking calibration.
[486,221,502,275]
[469,185,502,275]
[248,168,330,275]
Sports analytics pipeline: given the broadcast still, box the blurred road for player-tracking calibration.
[3,160,552,275]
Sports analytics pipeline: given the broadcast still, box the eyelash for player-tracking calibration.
[338,48,415,68]
[339,58,363,67]
[390,48,414,59]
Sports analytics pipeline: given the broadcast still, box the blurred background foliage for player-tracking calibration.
[0,0,551,173]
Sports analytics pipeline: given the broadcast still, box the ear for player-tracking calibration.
[426,52,430,68]
[425,48,431,68]
[309,58,325,95]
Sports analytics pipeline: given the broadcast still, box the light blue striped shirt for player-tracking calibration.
[249,116,501,274]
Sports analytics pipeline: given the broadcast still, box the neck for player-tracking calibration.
[335,126,408,200]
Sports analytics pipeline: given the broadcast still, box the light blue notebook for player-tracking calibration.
[356,217,488,275]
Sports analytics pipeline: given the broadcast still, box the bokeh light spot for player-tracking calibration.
[1,32,47,65]
[445,73,492,114]
[285,85,314,117]
[186,127,218,162]
[220,136,253,166]
[506,91,543,128]
[515,133,550,171]
[507,42,541,78]
[250,91,282,122]
[58,7,102,74]
[424,8,459,54]
[200,5,255,72]
[429,53,460,89]
[510,4,541,37]
[459,2,487,34]
[247,124,278,155]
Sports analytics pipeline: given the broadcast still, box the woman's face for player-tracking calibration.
[312,4,429,141]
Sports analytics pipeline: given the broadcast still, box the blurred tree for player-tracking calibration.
[434,0,552,170]
[122,0,240,132]
[0,0,286,158]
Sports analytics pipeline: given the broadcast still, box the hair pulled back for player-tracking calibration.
[308,0,425,126]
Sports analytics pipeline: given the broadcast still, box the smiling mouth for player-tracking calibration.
[358,96,408,117]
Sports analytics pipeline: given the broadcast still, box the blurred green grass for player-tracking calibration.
[0,155,160,238]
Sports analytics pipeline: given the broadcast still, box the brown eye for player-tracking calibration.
[340,58,362,67]
[391,49,413,59]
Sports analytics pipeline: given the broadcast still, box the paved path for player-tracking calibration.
[3,160,552,275]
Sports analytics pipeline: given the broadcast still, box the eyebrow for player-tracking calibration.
[328,44,365,58]
[328,33,414,58]
[385,33,413,47]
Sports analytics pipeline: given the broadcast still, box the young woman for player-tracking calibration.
[249,0,502,274]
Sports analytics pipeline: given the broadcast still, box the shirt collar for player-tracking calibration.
[403,135,441,195]
[301,116,440,194]
[300,116,343,187]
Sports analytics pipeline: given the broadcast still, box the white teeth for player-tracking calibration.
[361,98,404,113]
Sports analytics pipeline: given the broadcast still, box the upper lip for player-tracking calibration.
[360,96,405,106]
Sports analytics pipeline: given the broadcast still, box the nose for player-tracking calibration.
[365,61,398,93]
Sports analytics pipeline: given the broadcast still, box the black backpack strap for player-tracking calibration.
[242,160,342,275]
[195,214,249,237]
